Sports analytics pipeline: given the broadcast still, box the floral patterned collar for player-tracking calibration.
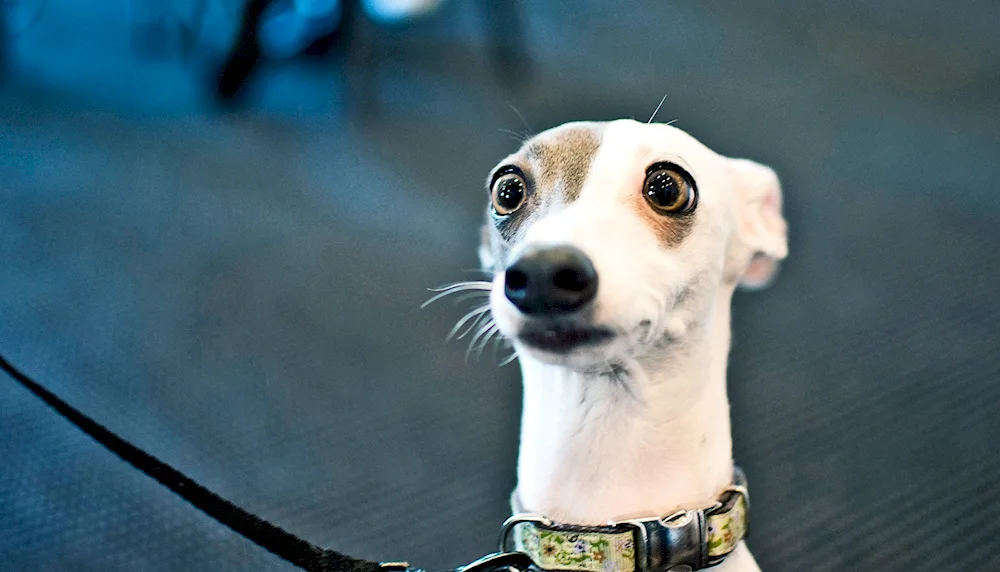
[500,468,749,572]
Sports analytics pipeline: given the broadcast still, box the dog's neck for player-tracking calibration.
[514,287,736,525]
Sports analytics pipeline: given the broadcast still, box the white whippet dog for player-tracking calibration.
[435,119,786,572]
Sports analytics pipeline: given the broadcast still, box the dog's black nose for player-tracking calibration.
[504,245,598,314]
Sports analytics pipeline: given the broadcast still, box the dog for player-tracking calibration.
[440,118,787,572]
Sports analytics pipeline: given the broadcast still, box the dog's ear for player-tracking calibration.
[727,158,788,289]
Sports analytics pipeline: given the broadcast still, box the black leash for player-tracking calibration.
[0,353,532,572]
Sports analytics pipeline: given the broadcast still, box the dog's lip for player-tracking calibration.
[516,322,617,353]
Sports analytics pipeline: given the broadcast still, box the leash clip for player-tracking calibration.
[457,551,535,572]
[383,551,533,572]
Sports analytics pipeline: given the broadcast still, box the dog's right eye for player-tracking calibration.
[491,169,527,216]
[643,162,697,215]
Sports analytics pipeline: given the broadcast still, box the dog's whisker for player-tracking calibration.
[497,128,531,144]
[476,324,500,360]
[498,351,519,367]
[456,311,494,341]
[467,319,496,351]
[466,319,498,361]
[507,102,534,134]
[462,317,489,348]
[489,331,505,361]
[421,281,493,308]
[427,281,493,293]
[451,292,492,305]
[473,323,502,361]
[421,290,459,308]
[447,305,492,341]
[647,93,668,124]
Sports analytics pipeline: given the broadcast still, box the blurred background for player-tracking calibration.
[1,0,999,570]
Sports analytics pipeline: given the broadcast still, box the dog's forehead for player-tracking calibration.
[490,121,607,203]
[491,120,714,198]
[596,119,715,170]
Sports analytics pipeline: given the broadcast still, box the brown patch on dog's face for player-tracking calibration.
[485,123,606,245]
[631,196,697,248]
[523,125,605,203]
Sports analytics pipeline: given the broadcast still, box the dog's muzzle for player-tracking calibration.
[504,245,598,315]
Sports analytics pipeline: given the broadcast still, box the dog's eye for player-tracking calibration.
[491,170,527,216]
[643,163,697,214]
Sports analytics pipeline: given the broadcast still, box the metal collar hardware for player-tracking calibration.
[500,468,749,572]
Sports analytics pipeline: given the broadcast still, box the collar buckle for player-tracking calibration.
[645,508,710,572]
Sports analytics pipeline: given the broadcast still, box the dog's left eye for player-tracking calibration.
[491,169,527,216]
[643,163,697,214]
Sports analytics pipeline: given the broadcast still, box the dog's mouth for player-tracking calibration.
[516,321,617,353]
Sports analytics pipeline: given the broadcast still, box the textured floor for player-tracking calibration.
[2,1,1000,571]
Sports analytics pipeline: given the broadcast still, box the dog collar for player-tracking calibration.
[500,468,748,572]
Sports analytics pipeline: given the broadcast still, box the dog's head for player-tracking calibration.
[480,119,787,370]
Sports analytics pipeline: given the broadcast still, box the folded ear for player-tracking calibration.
[727,158,788,289]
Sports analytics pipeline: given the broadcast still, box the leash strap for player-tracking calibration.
[0,353,389,572]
